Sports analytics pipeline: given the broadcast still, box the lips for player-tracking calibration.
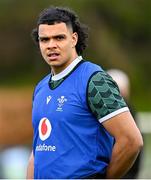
[47,52,60,60]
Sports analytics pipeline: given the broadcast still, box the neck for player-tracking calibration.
[52,54,78,75]
[51,55,83,81]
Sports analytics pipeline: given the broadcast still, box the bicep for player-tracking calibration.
[102,111,140,140]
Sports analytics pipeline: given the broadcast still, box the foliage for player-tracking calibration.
[0,0,151,111]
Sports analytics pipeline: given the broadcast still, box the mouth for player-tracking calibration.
[47,52,60,60]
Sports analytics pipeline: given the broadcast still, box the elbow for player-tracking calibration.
[128,133,143,154]
[138,136,144,150]
[135,132,143,151]
[137,136,144,153]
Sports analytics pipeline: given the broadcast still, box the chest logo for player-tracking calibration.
[46,95,52,104]
[39,117,52,141]
[56,96,67,111]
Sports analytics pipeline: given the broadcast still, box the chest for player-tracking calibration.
[32,82,89,129]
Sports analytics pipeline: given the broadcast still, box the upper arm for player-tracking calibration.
[87,71,128,122]
[87,71,142,144]
[102,111,141,141]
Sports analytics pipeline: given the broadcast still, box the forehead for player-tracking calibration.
[38,22,72,36]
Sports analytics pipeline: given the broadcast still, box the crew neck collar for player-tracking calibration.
[51,56,83,81]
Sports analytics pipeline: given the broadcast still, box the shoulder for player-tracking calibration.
[81,60,103,73]
[77,60,103,83]
[73,60,103,91]
[88,70,117,87]
[88,71,122,105]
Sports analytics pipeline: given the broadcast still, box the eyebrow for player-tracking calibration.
[38,33,66,39]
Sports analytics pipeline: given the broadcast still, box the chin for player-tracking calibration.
[48,62,61,67]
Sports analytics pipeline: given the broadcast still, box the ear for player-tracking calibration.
[72,32,78,47]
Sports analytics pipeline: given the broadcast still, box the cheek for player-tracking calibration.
[65,42,74,51]
[39,45,45,55]
[60,44,70,55]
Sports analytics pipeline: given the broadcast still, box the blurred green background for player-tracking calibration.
[0,0,151,178]
[0,0,151,111]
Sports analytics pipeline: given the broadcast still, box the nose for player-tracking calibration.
[47,39,57,49]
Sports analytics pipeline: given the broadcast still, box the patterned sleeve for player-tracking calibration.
[87,71,129,123]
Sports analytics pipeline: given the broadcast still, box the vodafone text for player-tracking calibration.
[36,144,56,152]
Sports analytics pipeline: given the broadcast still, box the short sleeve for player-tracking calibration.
[87,71,129,123]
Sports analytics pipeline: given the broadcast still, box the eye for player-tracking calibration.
[55,35,65,41]
[39,37,49,42]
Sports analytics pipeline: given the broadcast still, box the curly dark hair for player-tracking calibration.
[31,6,89,55]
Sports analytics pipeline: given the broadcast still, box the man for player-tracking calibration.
[27,6,143,179]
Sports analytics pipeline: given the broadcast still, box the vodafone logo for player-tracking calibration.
[39,118,52,141]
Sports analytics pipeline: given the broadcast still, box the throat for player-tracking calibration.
[51,60,74,75]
